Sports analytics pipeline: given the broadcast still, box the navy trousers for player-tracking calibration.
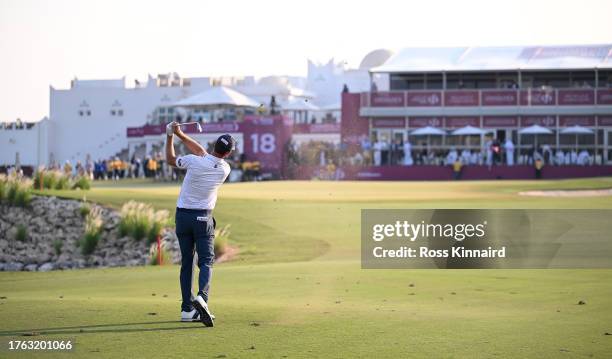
[175,208,215,311]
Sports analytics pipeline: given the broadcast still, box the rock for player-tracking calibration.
[5,262,24,271]
[38,263,55,272]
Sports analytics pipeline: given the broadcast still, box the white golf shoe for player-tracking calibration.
[192,295,214,327]
[181,309,200,322]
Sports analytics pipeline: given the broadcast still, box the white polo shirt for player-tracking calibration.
[176,154,231,210]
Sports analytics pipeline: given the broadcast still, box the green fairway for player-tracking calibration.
[2,178,612,358]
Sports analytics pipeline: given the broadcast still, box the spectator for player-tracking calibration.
[534,158,544,179]
[403,140,413,166]
[504,139,515,166]
[452,158,463,180]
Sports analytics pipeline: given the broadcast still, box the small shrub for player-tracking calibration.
[80,207,103,255]
[214,224,231,258]
[72,176,91,190]
[43,171,58,189]
[55,175,70,190]
[5,178,31,207]
[119,201,168,242]
[0,177,6,201]
[13,189,31,207]
[52,239,63,255]
[79,201,91,218]
[15,224,27,242]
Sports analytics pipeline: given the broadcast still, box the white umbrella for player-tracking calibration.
[450,125,488,136]
[560,125,594,135]
[411,126,446,136]
[518,124,553,135]
[560,125,594,150]
[411,126,445,153]
[518,125,553,149]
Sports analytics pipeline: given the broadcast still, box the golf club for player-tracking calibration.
[177,121,203,132]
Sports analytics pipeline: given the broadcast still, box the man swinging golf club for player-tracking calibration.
[165,120,235,327]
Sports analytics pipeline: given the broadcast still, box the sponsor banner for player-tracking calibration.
[483,116,519,127]
[370,92,405,107]
[362,209,612,269]
[520,90,556,106]
[406,91,442,107]
[444,90,480,106]
[559,115,595,127]
[445,117,479,128]
[372,118,406,128]
[293,123,340,134]
[408,117,443,128]
[558,89,595,105]
[597,89,612,105]
[481,90,518,106]
[520,115,556,127]
[598,116,612,126]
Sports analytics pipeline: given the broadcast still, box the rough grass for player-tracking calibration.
[2,178,610,358]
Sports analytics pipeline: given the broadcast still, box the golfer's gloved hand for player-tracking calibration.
[166,122,176,137]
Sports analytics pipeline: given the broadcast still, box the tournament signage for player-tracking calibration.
[481,90,518,106]
[444,90,479,106]
[370,92,405,107]
[558,89,595,105]
[405,91,442,107]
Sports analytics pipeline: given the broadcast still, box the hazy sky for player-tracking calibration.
[1,0,611,122]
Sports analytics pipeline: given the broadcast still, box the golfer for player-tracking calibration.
[165,121,235,327]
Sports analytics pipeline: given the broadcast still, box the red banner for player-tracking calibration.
[483,116,519,127]
[408,117,443,128]
[559,116,595,126]
[445,117,479,128]
[557,90,595,105]
[521,115,556,127]
[597,89,612,105]
[370,92,405,107]
[598,116,612,126]
[406,91,442,107]
[444,91,479,106]
[520,90,556,106]
[481,90,518,106]
[372,118,406,128]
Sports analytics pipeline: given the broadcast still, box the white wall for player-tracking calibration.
[0,118,51,167]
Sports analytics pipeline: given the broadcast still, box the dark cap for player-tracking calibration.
[214,134,236,155]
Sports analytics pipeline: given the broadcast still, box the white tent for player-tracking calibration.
[282,97,320,111]
[174,86,261,108]
[451,125,488,136]
[411,126,446,136]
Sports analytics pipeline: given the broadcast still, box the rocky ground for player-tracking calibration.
[0,195,179,271]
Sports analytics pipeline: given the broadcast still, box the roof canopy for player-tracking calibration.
[282,97,320,111]
[371,45,612,73]
[174,86,261,108]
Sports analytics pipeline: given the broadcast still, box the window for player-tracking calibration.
[86,110,91,116]
[79,110,84,116]
[111,110,116,116]
[118,109,123,116]
[159,107,166,114]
